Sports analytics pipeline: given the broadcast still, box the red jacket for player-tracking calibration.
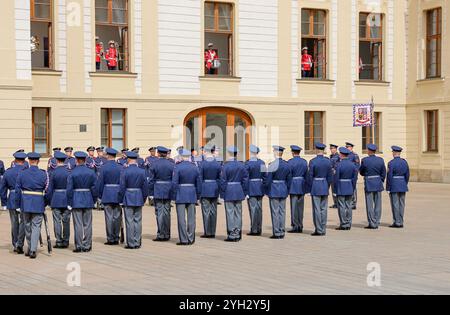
[95,44,103,62]
[204,49,219,70]
[106,47,118,67]
[301,53,313,71]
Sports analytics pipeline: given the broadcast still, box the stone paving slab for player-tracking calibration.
[0,182,450,295]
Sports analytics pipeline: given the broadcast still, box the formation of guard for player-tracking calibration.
[0,143,410,259]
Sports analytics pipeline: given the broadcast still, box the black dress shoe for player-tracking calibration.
[104,241,117,246]
[311,232,324,236]
[25,251,30,257]
[335,227,346,231]
[83,247,92,253]
[16,247,24,255]
[153,238,169,242]
[29,252,37,259]
[329,205,337,209]
[176,242,189,246]
[124,245,135,249]
[288,229,302,234]
[224,238,238,242]
[270,235,281,239]
[352,206,357,210]
[365,226,378,230]
[389,224,403,229]
[200,235,209,239]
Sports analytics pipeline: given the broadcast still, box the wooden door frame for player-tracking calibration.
[183,107,252,159]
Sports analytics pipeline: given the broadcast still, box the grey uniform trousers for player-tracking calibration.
[290,195,305,231]
[104,204,122,243]
[9,210,25,249]
[352,188,358,208]
[72,209,93,251]
[337,196,353,228]
[225,201,243,240]
[124,207,142,248]
[52,208,71,246]
[365,192,382,228]
[155,200,171,240]
[390,192,406,226]
[176,204,196,244]
[312,196,328,235]
[247,196,263,234]
[23,213,43,253]
[201,198,218,236]
[270,198,286,237]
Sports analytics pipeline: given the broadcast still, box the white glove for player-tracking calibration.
[246,195,250,200]
[149,196,154,200]
[1,206,7,211]
[98,199,102,204]
[67,206,73,211]
[16,208,21,213]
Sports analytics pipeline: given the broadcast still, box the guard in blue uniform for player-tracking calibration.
[132,147,146,169]
[334,147,359,231]
[345,142,360,209]
[15,152,49,259]
[0,152,27,254]
[67,152,98,253]
[97,148,122,245]
[47,147,62,173]
[145,147,158,171]
[199,145,222,238]
[307,143,333,236]
[46,151,71,248]
[149,146,175,241]
[245,145,267,236]
[117,148,129,167]
[172,149,201,246]
[64,147,76,171]
[329,144,340,208]
[266,146,292,239]
[287,145,308,234]
[10,150,30,169]
[94,147,107,173]
[359,144,386,229]
[387,146,410,228]
[0,159,4,177]
[220,146,249,242]
[119,151,149,249]
[86,146,97,170]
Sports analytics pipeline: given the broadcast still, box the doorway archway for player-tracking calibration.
[184,107,253,161]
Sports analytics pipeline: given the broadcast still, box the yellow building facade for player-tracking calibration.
[0,0,448,183]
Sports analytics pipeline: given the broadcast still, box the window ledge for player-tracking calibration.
[417,77,445,85]
[296,79,335,85]
[421,151,440,155]
[199,76,242,83]
[89,71,138,78]
[354,80,390,86]
[32,69,63,76]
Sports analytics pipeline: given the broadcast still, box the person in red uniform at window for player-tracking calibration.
[204,43,219,75]
[301,47,313,78]
[105,41,118,71]
[95,37,104,71]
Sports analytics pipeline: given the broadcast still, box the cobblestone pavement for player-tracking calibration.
[1,182,449,295]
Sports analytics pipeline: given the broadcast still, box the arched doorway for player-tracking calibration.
[184,107,252,161]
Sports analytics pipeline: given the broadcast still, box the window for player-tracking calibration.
[359,13,383,80]
[426,8,442,78]
[30,0,53,69]
[301,9,327,79]
[95,0,129,71]
[101,109,126,151]
[204,2,234,76]
[426,110,438,152]
[32,108,50,155]
[304,111,324,153]
[362,112,381,153]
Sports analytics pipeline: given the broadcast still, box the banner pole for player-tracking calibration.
[371,95,375,145]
